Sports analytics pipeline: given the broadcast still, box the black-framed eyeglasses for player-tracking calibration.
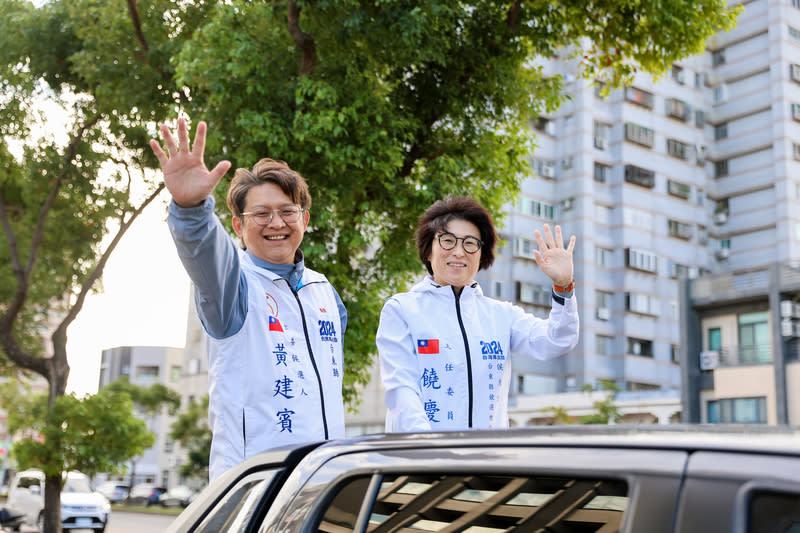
[240,206,304,225]
[436,232,483,254]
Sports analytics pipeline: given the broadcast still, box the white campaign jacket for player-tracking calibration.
[207,253,345,480]
[378,276,579,432]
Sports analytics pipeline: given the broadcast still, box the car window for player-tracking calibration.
[315,473,629,533]
[194,470,281,533]
[748,489,800,533]
[17,477,40,490]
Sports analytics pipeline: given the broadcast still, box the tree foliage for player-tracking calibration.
[169,396,211,482]
[0,382,154,479]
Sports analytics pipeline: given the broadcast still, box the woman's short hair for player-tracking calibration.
[226,158,311,216]
[416,196,497,275]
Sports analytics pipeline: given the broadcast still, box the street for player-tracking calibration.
[17,510,177,533]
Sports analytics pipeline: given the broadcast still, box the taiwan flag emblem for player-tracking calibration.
[268,316,284,332]
[417,339,439,354]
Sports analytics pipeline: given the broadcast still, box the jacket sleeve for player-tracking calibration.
[167,197,248,339]
[377,297,432,433]
[508,294,579,360]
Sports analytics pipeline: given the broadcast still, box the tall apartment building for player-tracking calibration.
[477,0,800,424]
[97,345,184,487]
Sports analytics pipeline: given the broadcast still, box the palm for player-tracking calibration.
[533,224,575,287]
[149,118,231,207]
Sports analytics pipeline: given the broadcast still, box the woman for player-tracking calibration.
[377,196,579,432]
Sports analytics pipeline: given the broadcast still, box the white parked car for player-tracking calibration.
[7,469,110,533]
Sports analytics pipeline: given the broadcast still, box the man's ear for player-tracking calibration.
[232,215,243,238]
[302,208,310,229]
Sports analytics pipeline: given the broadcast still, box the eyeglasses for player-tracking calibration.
[240,206,304,225]
[436,232,483,254]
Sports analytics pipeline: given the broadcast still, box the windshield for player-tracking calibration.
[63,476,92,493]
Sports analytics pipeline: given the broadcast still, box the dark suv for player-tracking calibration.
[167,425,800,533]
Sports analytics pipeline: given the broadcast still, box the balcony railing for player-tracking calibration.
[707,344,772,368]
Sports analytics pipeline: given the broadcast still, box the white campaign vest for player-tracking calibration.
[206,255,345,480]
[380,277,578,432]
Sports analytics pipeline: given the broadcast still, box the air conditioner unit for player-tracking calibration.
[540,165,555,178]
[561,198,574,210]
[676,69,686,85]
[791,63,800,83]
[715,248,730,260]
[781,300,795,318]
[781,319,799,337]
[713,212,728,225]
[596,307,610,321]
[700,350,720,371]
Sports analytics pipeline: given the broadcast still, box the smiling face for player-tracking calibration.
[429,219,482,289]
[232,182,309,264]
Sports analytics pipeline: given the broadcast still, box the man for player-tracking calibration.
[150,118,346,481]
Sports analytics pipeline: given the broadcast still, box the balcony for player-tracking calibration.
[701,344,772,369]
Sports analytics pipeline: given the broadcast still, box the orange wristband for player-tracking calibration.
[553,281,575,293]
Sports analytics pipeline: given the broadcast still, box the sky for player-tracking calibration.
[65,191,191,396]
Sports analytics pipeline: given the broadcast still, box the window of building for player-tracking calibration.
[668,219,694,240]
[595,246,614,268]
[624,86,655,108]
[712,84,728,103]
[666,98,689,120]
[187,358,200,375]
[626,382,660,392]
[529,158,557,179]
[711,49,725,67]
[625,247,658,273]
[514,237,537,260]
[694,72,703,88]
[593,120,611,150]
[666,138,690,160]
[493,281,502,298]
[594,203,612,225]
[516,282,551,306]
[594,80,607,98]
[518,198,556,220]
[624,165,655,188]
[626,337,653,357]
[715,160,729,177]
[596,291,612,320]
[789,25,800,42]
[671,344,680,364]
[694,110,705,128]
[626,292,657,315]
[738,312,771,364]
[136,365,159,381]
[707,397,767,423]
[170,365,181,382]
[793,0,800,9]
[594,162,611,183]
[708,327,722,351]
[714,123,728,140]
[532,116,556,136]
[562,157,574,170]
[667,180,691,199]
[670,65,685,84]
[596,334,614,355]
[624,122,655,147]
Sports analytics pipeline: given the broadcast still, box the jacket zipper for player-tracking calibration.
[290,285,329,439]
[453,287,474,428]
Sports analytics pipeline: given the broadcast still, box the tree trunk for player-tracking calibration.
[44,474,62,533]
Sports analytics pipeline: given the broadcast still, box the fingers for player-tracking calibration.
[192,121,207,159]
[177,117,190,153]
[209,160,232,184]
[566,235,576,254]
[535,225,575,253]
[554,225,564,249]
[149,139,168,167]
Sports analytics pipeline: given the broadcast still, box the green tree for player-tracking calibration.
[102,377,181,492]
[579,380,622,425]
[0,381,154,483]
[169,396,211,482]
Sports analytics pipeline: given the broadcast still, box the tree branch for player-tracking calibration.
[287,0,317,76]
[506,0,522,29]
[126,0,150,52]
